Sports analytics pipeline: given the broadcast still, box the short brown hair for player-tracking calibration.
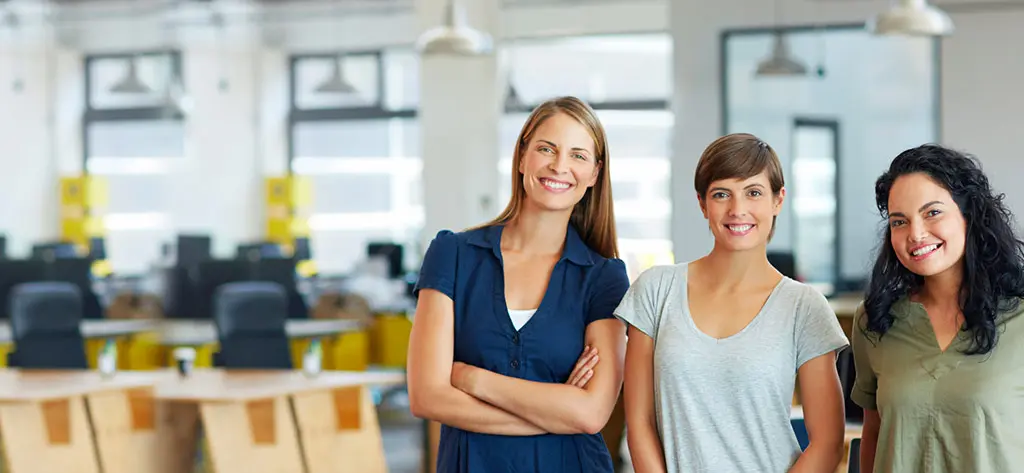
[694,133,785,239]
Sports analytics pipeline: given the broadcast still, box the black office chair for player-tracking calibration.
[837,345,863,423]
[848,437,861,473]
[7,282,88,369]
[211,282,293,369]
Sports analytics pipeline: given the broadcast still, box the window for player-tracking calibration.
[723,26,938,291]
[502,34,674,278]
[289,50,420,274]
[791,119,839,294]
[84,51,184,274]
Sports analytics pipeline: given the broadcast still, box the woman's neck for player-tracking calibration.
[917,264,964,314]
[699,243,776,291]
[501,209,570,256]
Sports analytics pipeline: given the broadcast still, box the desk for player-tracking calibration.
[157,319,365,346]
[0,319,158,344]
[829,296,861,319]
[114,368,404,473]
[0,370,157,473]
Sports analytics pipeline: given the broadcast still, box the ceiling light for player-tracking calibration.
[110,57,153,94]
[315,56,358,94]
[869,0,954,37]
[755,33,807,77]
[416,0,493,56]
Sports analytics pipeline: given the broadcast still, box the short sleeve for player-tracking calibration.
[850,305,878,410]
[795,287,850,369]
[585,258,630,325]
[412,230,458,300]
[613,266,667,339]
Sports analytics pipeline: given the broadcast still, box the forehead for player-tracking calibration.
[709,171,770,189]
[888,173,952,209]
[530,113,595,152]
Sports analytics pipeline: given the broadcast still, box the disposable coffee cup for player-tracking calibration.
[173,347,196,377]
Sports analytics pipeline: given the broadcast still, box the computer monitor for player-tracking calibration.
[89,237,107,260]
[367,242,404,279]
[177,234,212,268]
[293,237,312,261]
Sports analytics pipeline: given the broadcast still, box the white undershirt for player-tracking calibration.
[508,308,538,331]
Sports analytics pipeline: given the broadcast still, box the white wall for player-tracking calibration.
[724,30,936,280]
[940,8,1024,229]
[670,0,1024,281]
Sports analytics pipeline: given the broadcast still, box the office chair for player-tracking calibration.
[848,437,861,473]
[211,282,293,369]
[7,282,88,369]
[837,345,863,423]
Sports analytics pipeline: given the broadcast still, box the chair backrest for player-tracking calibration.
[836,345,863,423]
[8,282,88,369]
[848,437,861,473]
[213,281,293,369]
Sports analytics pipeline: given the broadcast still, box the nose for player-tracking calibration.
[547,151,571,174]
[908,218,929,242]
[728,198,748,217]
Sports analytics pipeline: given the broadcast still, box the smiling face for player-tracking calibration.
[700,171,784,252]
[886,172,967,279]
[517,112,600,214]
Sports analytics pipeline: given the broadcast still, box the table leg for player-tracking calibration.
[86,388,200,473]
[0,396,100,473]
[291,386,388,473]
[200,395,305,473]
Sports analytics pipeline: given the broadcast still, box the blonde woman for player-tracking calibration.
[407,96,629,472]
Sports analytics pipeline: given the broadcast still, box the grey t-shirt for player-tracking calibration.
[614,263,849,473]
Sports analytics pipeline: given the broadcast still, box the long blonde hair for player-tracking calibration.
[480,96,619,259]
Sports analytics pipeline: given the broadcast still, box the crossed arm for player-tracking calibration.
[407,288,625,436]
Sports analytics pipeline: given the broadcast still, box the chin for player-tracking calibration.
[901,258,958,278]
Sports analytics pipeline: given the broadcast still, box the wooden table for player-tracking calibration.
[114,368,405,473]
[0,370,158,473]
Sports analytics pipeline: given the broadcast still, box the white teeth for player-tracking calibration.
[728,224,752,232]
[912,244,939,256]
[541,179,569,190]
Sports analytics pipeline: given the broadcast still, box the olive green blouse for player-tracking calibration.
[851,297,1024,473]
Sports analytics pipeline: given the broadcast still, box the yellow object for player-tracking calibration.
[265,175,313,248]
[296,260,318,278]
[91,259,114,278]
[59,175,108,248]
[60,175,108,207]
[123,331,164,370]
[370,313,412,368]
[331,330,370,371]
[0,343,11,368]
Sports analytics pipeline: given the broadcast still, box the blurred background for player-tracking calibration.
[0,0,1020,472]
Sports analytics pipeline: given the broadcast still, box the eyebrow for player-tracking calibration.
[889,200,944,218]
[709,183,766,193]
[537,139,593,155]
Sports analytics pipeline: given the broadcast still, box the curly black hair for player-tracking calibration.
[863,144,1024,355]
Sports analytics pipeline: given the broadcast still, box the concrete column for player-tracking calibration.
[0,7,59,256]
[417,0,502,245]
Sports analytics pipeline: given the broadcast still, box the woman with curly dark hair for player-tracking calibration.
[851,144,1024,473]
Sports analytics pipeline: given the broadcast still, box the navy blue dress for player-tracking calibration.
[414,223,630,473]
